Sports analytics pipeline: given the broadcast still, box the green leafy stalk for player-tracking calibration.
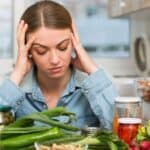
[25,113,80,131]
[0,127,63,149]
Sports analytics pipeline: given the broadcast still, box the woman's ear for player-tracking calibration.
[71,49,76,58]
[28,50,33,59]
[28,54,32,58]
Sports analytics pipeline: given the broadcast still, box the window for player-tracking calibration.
[57,0,130,58]
[0,1,13,58]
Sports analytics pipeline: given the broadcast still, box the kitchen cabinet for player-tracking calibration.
[142,0,150,8]
[108,0,150,18]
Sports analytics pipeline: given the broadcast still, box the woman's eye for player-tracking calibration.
[32,48,47,55]
[59,46,68,51]
[37,51,46,55]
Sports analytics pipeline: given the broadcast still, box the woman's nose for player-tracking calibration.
[49,50,59,65]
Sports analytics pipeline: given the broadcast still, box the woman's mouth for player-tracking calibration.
[48,66,62,73]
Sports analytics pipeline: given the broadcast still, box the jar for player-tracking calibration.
[81,126,100,136]
[0,105,14,129]
[113,97,142,145]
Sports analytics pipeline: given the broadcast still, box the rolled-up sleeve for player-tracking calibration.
[0,79,24,109]
[81,69,118,130]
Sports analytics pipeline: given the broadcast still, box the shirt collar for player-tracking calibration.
[32,79,45,102]
[30,68,83,103]
[61,69,82,98]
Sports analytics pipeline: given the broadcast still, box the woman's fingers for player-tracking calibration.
[17,20,28,49]
[20,23,28,47]
[71,33,84,57]
[71,21,80,42]
[17,20,24,45]
[71,33,98,74]
[25,36,35,52]
[17,20,23,39]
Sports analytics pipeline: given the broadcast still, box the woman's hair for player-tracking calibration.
[21,0,72,34]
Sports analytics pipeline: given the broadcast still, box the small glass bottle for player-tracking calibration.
[0,105,14,129]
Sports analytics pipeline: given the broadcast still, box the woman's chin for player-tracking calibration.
[47,71,65,79]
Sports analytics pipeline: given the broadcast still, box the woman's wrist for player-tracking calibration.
[87,64,99,75]
[10,70,24,86]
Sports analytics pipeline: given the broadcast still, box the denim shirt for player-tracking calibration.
[0,68,117,130]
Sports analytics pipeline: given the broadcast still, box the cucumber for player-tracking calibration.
[0,126,50,139]
[0,127,63,149]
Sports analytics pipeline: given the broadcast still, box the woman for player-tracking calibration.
[0,0,117,130]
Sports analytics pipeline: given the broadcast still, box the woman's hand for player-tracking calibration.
[71,22,98,75]
[10,20,35,86]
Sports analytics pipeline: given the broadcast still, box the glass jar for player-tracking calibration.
[113,97,142,145]
[0,105,14,129]
[81,126,100,136]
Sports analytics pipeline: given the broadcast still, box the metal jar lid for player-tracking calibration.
[0,105,12,112]
[82,126,100,135]
[115,97,141,103]
[0,105,14,126]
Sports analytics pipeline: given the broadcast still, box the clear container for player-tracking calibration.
[135,78,150,102]
[115,97,142,118]
[113,97,142,145]
[81,126,100,136]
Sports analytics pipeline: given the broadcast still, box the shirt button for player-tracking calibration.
[84,89,89,94]
[43,104,47,109]
[16,100,21,105]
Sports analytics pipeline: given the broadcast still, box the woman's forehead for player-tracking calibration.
[28,27,71,46]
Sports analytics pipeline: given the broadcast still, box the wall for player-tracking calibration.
[130,9,150,121]
[130,9,150,76]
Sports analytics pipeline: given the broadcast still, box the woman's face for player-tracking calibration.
[28,27,72,79]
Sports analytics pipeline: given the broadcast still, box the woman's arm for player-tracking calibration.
[80,69,118,130]
[71,22,118,130]
[0,78,24,110]
[10,20,35,86]
[0,20,34,109]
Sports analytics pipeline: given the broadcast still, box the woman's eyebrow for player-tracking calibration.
[31,43,48,49]
[31,38,70,49]
[57,38,70,47]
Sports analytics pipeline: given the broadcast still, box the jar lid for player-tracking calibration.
[0,105,12,112]
[118,118,142,124]
[81,126,100,135]
[115,97,141,103]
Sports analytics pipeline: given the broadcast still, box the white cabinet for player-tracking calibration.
[108,0,150,18]
[142,0,150,8]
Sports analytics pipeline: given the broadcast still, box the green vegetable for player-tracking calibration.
[1,146,35,150]
[7,118,34,128]
[0,127,63,149]
[18,113,79,131]
[107,142,118,150]
[0,126,50,139]
[136,120,150,142]
[7,107,78,130]
[71,130,128,150]
[147,125,150,136]
[41,107,75,118]
[7,135,84,150]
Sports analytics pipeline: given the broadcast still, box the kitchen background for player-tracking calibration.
[0,0,150,119]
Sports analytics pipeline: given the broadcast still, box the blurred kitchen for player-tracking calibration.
[0,0,150,119]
